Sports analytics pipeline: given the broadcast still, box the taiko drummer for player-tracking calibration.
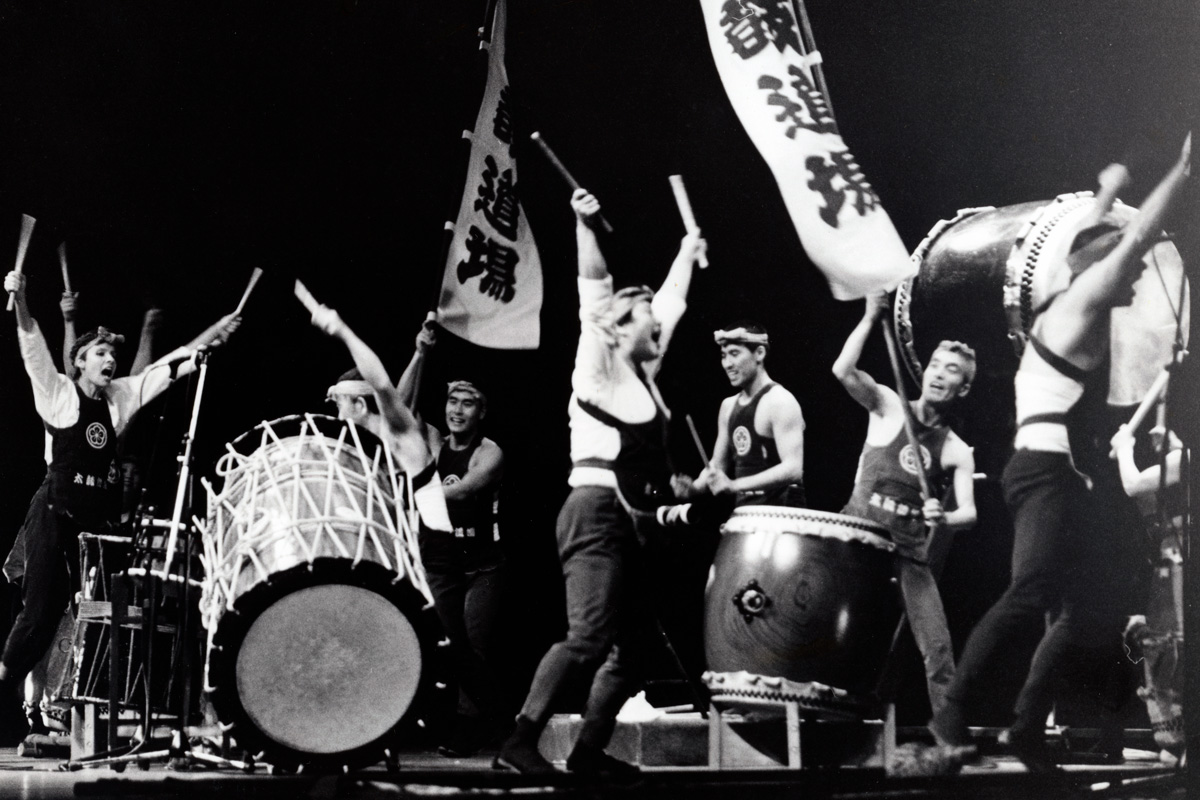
[0,268,239,741]
[675,323,806,509]
[833,295,978,718]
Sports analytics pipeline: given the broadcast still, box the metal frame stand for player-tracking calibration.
[64,353,253,773]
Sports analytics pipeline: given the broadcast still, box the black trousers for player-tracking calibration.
[2,483,80,681]
[937,450,1117,735]
[519,486,654,750]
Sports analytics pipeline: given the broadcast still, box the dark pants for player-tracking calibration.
[520,486,652,750]
[844,501,955,714]
[424,554,507,723]
[936,450,1113,737]
[2,483,79,681]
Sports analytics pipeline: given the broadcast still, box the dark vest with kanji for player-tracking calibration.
[45,384,121,529]
[437,435,503,568]
[842,405,952,537]
[727,383,806,508]
[574,395,672,513]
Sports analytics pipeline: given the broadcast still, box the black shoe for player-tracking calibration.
[565,744,640,780]
[494,737,557,775]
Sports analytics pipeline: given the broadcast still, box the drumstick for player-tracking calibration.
[293,279,319,313]
[685,414,710,467]
[529,132,614,233]
[6,214,36,312]
[1127,368,1171,434]
[58,242,72,294]
[1109,368,1172,458]
[668,175,708,268]
[233,267,264,316]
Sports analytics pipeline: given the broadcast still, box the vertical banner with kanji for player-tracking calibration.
[438,0,542,348]
[698,0,914,300]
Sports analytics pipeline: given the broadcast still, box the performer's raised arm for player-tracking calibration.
[130,308,163,376]
[60,290,79,377]
[833,293,889,411]
[309,303,434,476]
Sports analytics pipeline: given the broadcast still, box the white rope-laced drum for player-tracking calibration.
[197,414,438,771]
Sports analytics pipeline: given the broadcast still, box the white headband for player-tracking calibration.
[326,379,373,400]
[713,327,769,347]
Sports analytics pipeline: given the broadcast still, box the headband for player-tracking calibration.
[446,380,485,402]
[713,327,769,348]
[72,326,126,362]
[326,379,373,400]
[610,285,654,324]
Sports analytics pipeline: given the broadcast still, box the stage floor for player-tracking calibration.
[0,745,1184,800]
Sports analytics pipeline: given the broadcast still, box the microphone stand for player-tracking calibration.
[65,350,253,773]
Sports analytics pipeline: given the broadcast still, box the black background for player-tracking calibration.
[0,1,1195,726]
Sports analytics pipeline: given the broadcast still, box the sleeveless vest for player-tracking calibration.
[45,384,120,528]
[437,435,503,569]
[727,383,805,507]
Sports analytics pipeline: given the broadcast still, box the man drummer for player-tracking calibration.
[930,136,1191,769]
[310,309,453,536]
[833,297,978,717]
[496,188,705,776]
[677,322,806,508]
[0,269,239,739]
[395,320,508,757]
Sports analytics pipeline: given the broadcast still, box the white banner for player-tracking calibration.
[699,0,914,300]
[438,0,543,348]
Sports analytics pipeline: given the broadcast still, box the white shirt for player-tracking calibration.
[18,321,174,463]
[567,275,686,489]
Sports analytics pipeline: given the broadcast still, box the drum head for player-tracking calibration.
[236,584,422,754]
[206,559,440,771]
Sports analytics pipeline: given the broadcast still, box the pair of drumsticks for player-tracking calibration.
[3,215,263,322]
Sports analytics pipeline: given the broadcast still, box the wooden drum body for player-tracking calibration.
[200,414,438,771]
[703,507,900,715]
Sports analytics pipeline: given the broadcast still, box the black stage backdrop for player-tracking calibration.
[0,1,1195,727]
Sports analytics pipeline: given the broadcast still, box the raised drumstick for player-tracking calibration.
[293,279,319,313]
[669,175,708,268]
[234,267,264,316]
[529,131,614,233]
[6,214,36,311]
[58,242,72,294]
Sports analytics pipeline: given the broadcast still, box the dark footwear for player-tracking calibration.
[493,739,557,775]
[565,744,640,780]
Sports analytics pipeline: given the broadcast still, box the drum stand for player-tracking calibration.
[64,352,253,773]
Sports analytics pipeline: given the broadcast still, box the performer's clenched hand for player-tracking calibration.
[212,313,242,346]
[60,291,79,321]
[4,270,26,298]
[415,318,437,353]
[310,304,346,339]
[571,188,602,226]
[707,469,735,496]
[1109,423,1136,457]
[678,229,707,267]
[922,497,945,526]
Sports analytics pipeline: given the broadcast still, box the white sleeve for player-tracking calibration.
[643,289,687,380]
[572,276,616,401]
[18,321,79,428]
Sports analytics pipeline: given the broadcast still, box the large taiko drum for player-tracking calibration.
[200,414,439,771]
[703,507,900,716]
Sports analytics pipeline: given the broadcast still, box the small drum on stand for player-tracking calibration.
[199,414,439,771]
[894,193,1188,473]
[703,507,900,717]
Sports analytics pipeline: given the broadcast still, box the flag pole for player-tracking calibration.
[790,0,836,120]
